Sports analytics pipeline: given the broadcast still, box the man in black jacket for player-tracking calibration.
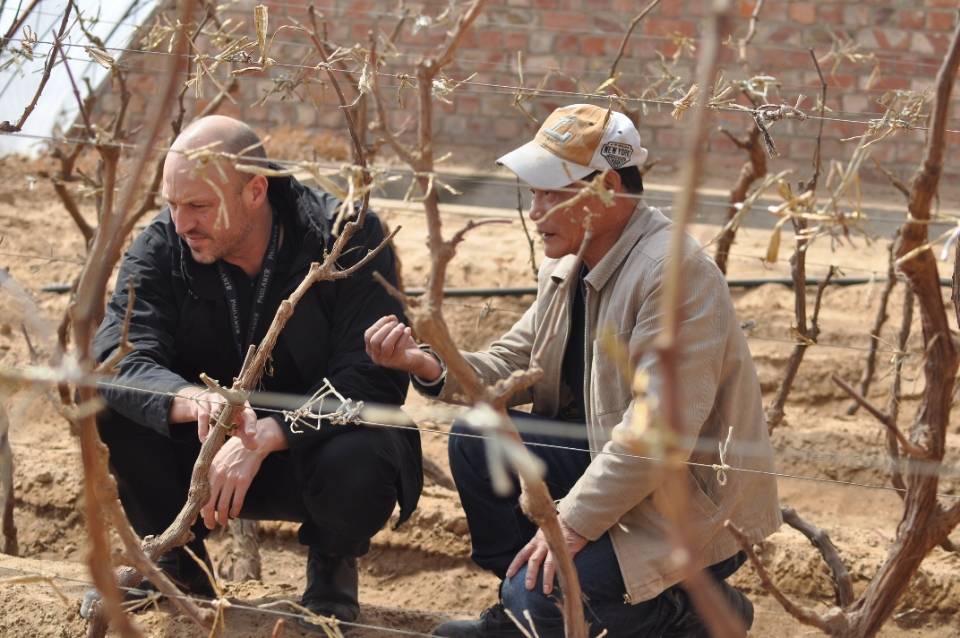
[93,115,421,624]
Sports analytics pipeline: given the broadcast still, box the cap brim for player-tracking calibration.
[496,140,593,190]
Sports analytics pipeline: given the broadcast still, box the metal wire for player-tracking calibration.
[2,3,954,108]
[4,1,949,75]
[0,565,441,636]
[5,35,959,136]
[55,378,959,497]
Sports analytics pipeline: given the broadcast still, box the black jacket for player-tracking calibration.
[93,174,421,522]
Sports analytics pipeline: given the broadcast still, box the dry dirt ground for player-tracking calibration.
[0,155,959,637]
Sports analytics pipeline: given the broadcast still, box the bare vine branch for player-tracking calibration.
[781,507,852,608]
[0,3,73,133]
[737,0,765,63]
[608,0,661,80]
[725,520,842,633]
[655,4,747,636]
[847,237,898,416]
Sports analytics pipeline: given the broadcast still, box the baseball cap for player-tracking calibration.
[497,104,648,190]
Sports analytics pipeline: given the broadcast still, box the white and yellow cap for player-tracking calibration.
[497,104,648,189]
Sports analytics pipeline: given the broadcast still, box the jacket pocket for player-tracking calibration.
[591,329,635,417]
[687,465,721,519]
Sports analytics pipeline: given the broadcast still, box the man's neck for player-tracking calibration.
[224,206,275,277]
[581,200,636,269]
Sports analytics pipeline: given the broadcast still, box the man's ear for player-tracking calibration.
[243,174,269,208]
[603,169,623,192]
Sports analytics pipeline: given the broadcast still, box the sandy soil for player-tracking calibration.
[0,154,959,637]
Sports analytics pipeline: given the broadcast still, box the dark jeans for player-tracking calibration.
[99,413,401,558]
[447,413,748,637]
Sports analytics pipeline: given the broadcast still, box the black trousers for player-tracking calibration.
[448,412,749,636]
[98,414,401,558]
[447,413,592,578]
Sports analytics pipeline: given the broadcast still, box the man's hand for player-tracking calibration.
[506,517,588,595]
[170,387,258,450]
[364,314,442,381]
[201,417,287,529]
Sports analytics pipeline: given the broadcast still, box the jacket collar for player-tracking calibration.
[584,201,650,292]
[548,201,651,291]
[179,171,331,299]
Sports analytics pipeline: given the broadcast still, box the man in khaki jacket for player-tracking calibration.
[365,104,781,637]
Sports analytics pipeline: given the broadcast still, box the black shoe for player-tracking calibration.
[298,549,360,631]
[80,543,215,619]
[126,543,216,602]
[662,581,754,637]
[432,603,525,637]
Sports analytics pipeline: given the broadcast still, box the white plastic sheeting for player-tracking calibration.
[0,0,158,156]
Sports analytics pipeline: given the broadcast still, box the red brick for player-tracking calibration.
[767,26,801,45]
[593,16,623,33]
[827,74,857,90]
[581,36,608,57]
[555,34,580,54]
[924,33,952,56]
[542,12,583,29]
[474,29,504,49]
[656,129,685,150]
[818,5,843,24]
[898,9,925,30]
[788,3,816,25]
[493,117,523,139]
[454,94,480,115]
[643,18,697,38]
[552,77,577,92]
[868,75,911,91]
[875,7,898,26]
[613,0,641,12]
[928,10,957,31]
[343,0,374,18]
[872,28,912,51]
[504,32,528,51]
[738,0,758,18]
[584,0,614,12]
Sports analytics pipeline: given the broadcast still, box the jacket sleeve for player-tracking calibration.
[557,255,729,540]
[93,224,191,436]
[410,301,537,407]
[278,214,409,449]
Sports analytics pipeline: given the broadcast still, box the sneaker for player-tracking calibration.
[298,549,360,632]
[432,603,526,637]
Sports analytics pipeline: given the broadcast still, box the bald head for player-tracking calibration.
[169,115,267,165]
[161,115,274,274]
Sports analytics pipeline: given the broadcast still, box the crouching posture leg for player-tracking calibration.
[433,419,753,637]
[100,414,412,624]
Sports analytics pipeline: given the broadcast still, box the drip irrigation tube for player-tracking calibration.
[400,277,952,298]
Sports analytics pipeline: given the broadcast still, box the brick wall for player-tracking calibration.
[111,0,960,185]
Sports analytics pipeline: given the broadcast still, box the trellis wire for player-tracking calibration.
[0,564,442,637]
[5,1,948,75]
[20,377,949,496]
[5,35,960,136]
[3,4,956,106]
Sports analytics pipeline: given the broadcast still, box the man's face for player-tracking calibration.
[528,186,593,259]
[161,155,255,265]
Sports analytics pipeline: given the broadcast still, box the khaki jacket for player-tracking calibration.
[433,203,781,603]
